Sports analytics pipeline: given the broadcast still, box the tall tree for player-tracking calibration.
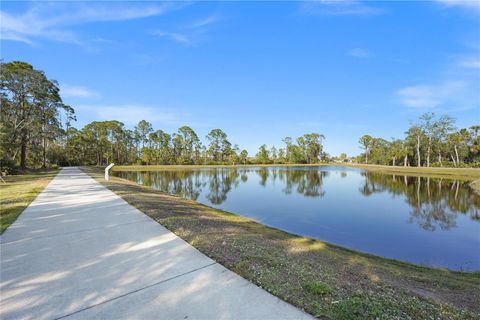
[359,135,373,164]
[406,125,424,167]
[0,61,70,169]
[239,149,248,165]
[178,126,200,164]
[256,144,270,164]
[270,146,278,164]
[206,129,230,163]
[135,120,153,149]
[303,133,325,163]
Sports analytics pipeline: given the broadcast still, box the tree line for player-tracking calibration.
[2,60,478,171]
[61,120,326,166]
[1,61,326,171]
[358,113,479,167]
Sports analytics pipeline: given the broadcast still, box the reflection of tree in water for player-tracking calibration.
[257,168,269,187]
[241,172,248,183]
[276,168,327,197]
[408,201,457,231]
[119,170,205,200]
[206,169,239,204]
[118,168,478,228]
[118,167,329,205]
[361,172,480,231]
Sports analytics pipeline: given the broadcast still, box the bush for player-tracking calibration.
[0,159,18,175]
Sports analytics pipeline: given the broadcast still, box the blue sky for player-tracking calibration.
[1,1,479,156]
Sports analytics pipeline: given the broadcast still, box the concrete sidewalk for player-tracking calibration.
[0,167,313,320]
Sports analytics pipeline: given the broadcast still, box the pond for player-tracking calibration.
[114,166,480,271]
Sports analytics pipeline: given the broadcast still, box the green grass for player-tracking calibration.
[470,179,480,195]
[82,166,480,320]
[303,282,332,295]
[0,170,59,233]
[345,163,480,194]
[345,163,480,181]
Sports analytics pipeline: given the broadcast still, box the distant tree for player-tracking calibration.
[270,146,278,164]
[206,129,230,163]
[256,144,270,163]
[278,148,286,163]
[303,133,325,163]
[389,139,404,166]
[448,130,468,167]
[359,135,373,164]
[406,125,424,167]
[230,144,240,165]
[135,120,153,149]
[178,126,200,164]
[240,149,248,165]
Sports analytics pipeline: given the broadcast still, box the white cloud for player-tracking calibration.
[347,48,372,58]
[435,0,480,11]
[150,31,191,45]
[61,85,98,98]
[77,105,188,126]
[396,81,467,108]
[458,57,480,69]
[0,2,182,45]
[191,15,220,29]
[150,13,220,46]
[300,0,385,16]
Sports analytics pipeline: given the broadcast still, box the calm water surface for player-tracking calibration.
[114,166,480,271]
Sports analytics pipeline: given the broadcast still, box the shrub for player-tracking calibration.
[0,159,17,175]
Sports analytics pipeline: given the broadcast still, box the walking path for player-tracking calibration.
[0,167,312,320]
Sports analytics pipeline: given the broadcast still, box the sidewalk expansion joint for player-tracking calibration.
[53,262,217,320]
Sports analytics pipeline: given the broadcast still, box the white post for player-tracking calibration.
[105,163,115,181]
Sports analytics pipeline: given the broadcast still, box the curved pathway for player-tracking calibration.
[0,167,313,320]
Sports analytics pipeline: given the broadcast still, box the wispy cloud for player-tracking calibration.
[396,81,467,108]
[299,0,385,16]
[77,105,189,126]
[191,14,220,29]
[150,31,191,45]
[150,13,220,46]
[347,48,373,58]
[435,0,480,11]
[0,2,183,46]
[458,57,480,69]
[61,85,99,98]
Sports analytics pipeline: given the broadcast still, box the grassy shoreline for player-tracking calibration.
[83,166,480,319]
[0,169,59,233]
[344,163,480,180]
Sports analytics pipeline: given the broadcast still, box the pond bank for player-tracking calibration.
[344,164,480,189]
[83,166,479,319]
